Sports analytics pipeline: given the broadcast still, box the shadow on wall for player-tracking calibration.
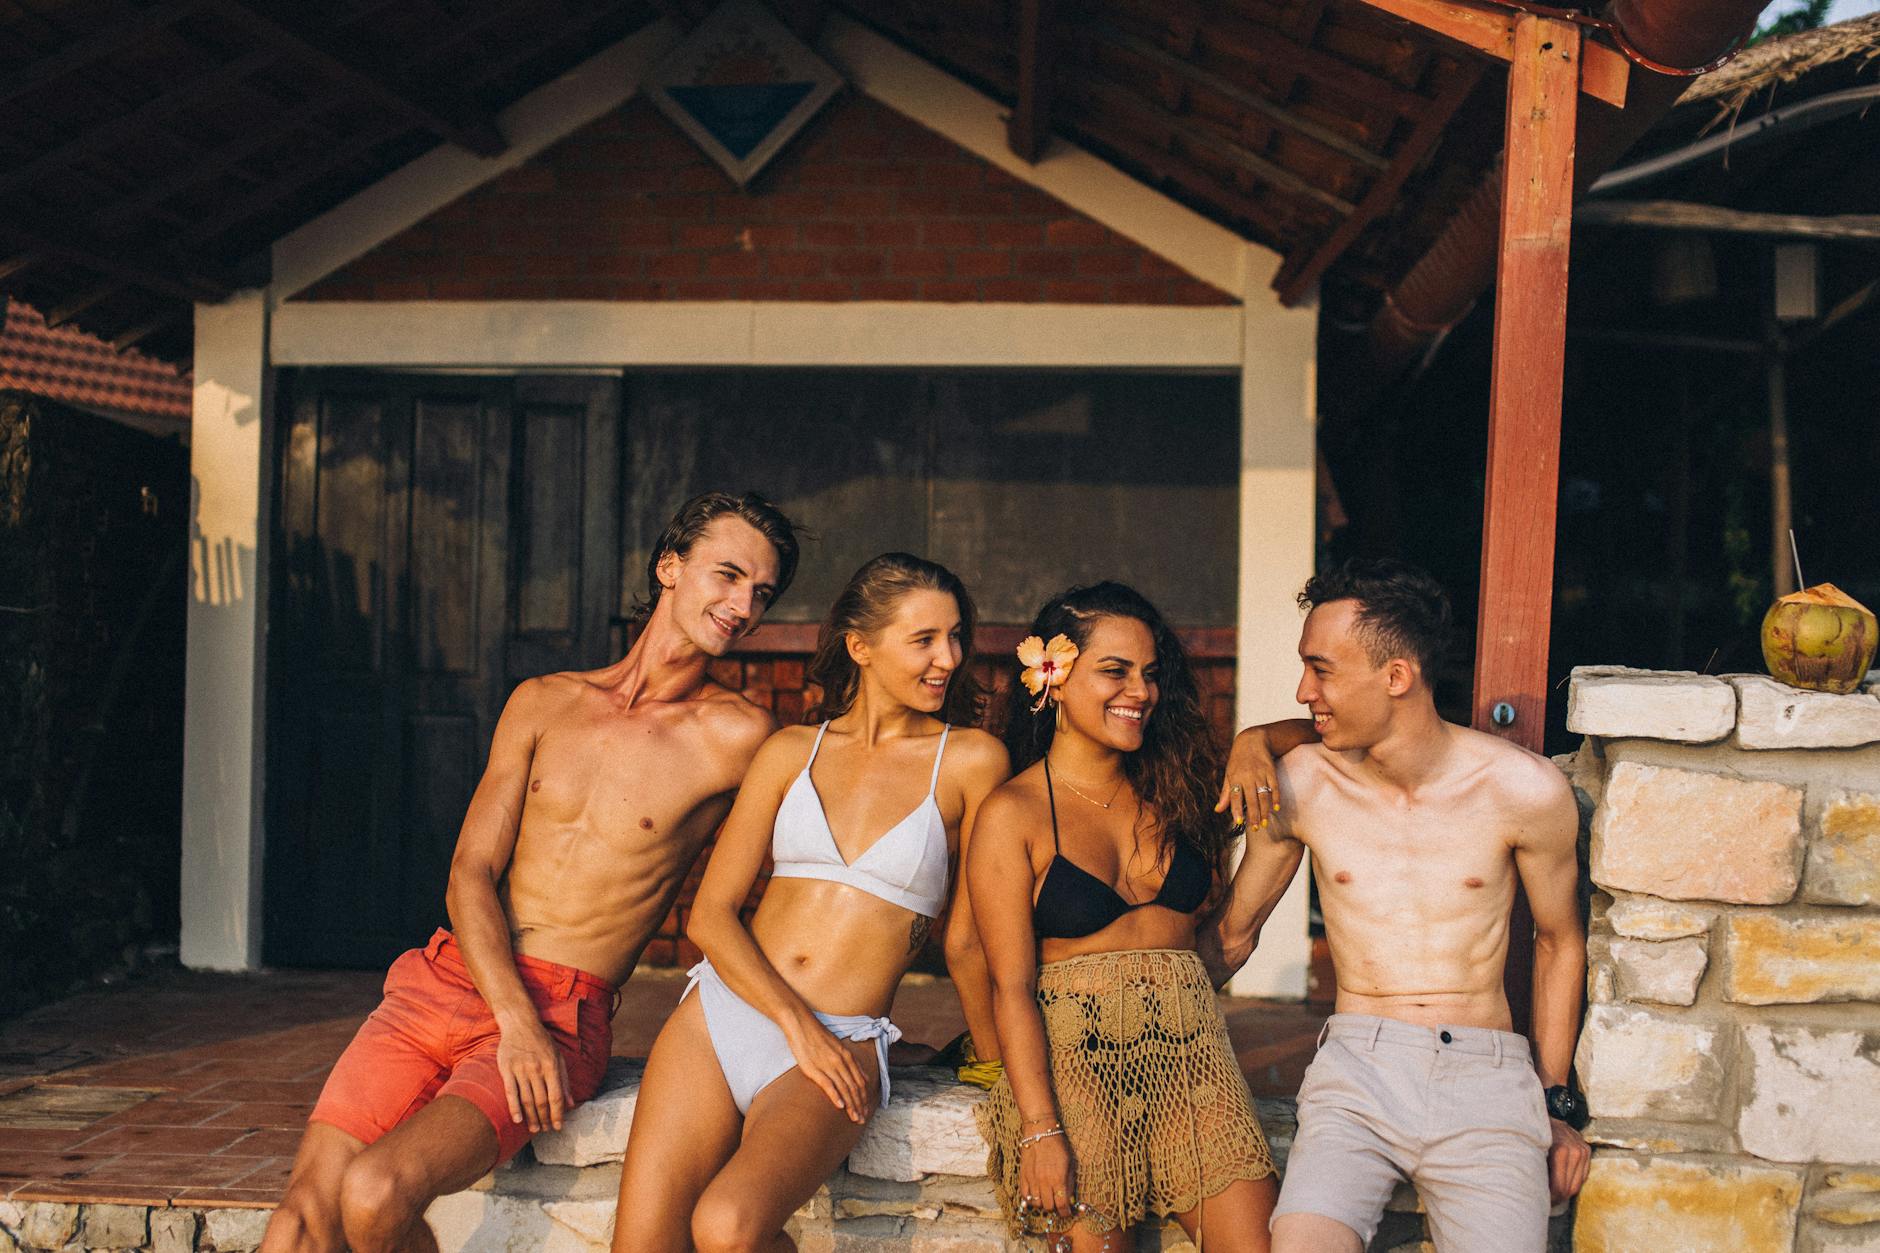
[189,377,259,609]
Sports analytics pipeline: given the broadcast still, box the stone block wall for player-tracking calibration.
[1564,666,1880,1253]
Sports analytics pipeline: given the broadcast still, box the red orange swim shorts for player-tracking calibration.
[309,929,615,1164]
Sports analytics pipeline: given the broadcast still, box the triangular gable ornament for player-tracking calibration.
[644,0,844,188]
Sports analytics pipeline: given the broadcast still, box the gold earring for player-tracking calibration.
[1054,697,1066,734]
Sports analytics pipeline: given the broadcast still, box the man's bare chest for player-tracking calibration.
[524,714,735,829]
[1297,798,1516,901]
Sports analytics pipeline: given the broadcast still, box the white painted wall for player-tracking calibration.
[1228,250,1318,1001]
[269,300,1243,369]
[180,291,269,970]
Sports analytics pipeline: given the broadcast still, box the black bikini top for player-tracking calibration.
[1032,758,1212,940]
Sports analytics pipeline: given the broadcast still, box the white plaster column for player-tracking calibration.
[1227,249,1317,1000]
[180,290,270,970]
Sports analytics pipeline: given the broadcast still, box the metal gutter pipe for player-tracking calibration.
[1589,83,1880,195]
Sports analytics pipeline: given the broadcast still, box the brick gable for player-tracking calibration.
[294,93,1235,306]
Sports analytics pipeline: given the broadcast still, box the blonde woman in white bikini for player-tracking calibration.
[612,552,1008,1253]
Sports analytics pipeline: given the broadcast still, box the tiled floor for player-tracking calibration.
[0,958,1330,1209]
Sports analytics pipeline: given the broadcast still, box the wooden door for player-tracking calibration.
[265,371,618,968]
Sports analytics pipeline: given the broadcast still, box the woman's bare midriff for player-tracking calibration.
[747,877,926,1018]
[1037,905,1198,965]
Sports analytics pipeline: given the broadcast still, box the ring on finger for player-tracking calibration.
[1255,785,1273,795]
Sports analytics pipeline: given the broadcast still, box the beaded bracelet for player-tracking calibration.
[1017,1126,1065,1149]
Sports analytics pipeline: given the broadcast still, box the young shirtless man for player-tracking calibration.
[260,491,801,1253]
[1211,559,1589,1253]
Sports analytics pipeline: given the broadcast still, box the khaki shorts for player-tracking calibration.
[1272,1014,1552,1251]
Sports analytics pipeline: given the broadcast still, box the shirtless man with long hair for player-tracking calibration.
[1215,559,1589,1253]
[261,491,800,1253]
[612,552,1008,1253]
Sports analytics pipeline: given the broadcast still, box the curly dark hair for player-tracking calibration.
[806,552,983,727]
[1297,558,1453,681]
[1003,581,1231,874]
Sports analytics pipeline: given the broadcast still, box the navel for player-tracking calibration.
[1464,876,1485,889]
[1333,870,1353,885]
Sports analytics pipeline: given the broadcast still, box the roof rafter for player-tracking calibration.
[1576,199,1880,241]
[0,47,276,199]
[1354,0,1629,108]
[1276,60,1485,304]
[206,0,509,156]
[111,309,190,353]
[0,220,233,303]
[1064,75,1357,217]
[1084,21,1391,173]
[0,0,208,110]
[1005,0,1055,162]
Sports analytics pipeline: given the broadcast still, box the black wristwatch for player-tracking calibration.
[1545,1084,1587,1130]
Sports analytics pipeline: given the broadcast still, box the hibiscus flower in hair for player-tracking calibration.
[1016,633,1079,714]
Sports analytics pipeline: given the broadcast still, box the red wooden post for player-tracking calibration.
[1474,13,1583,1026]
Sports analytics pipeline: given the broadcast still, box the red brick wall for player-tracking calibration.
[295,94,1235,306]
[640,639,1239,969]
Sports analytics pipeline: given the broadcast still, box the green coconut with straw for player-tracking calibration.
[1762,583,1876,695]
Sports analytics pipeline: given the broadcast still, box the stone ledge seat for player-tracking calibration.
[424,1059,1421,1251]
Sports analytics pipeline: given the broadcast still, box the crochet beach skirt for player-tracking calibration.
[977,948,1276,1241]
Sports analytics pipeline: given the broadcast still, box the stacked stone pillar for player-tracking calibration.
[1564,666,1880,1253]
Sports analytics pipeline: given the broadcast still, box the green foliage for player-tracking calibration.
[1753,0,1834,43]
[1722,478,1768,628]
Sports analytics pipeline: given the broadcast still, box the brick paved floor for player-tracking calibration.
[0,958,1329,1209]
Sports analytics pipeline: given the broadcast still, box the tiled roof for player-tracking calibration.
[0,299,191,423]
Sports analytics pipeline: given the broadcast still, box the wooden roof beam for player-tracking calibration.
[0,47,276,198]
[111,309,189,353]
[0,221,233,303]
[1276,61,1484,304]
[1006,0,1055,163]
[1085,22,1390,173]
[0,253,39,285]
[173,1,617,255]
[208,0,509,156]
[1064,76,1357,217]
[0,0,208,109]
[1354,0,1629,107]
[1105,0,1430,117]
[45,282,122,329]
[89,0,584,235]
[1576,200,1880,241]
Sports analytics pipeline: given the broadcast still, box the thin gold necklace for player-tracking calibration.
[1049,754,1127,809]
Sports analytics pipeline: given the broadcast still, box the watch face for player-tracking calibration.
[1546,1086,1587,1129]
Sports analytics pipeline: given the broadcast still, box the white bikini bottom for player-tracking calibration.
[683,959,901,1115]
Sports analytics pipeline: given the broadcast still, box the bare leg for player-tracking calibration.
[612,994,744,1253]
[1171,1176,1279,1253]
[261,1122,365,1253]
[1270,1213,1365,1253]
[336,1096,499,1253]
[689,1038,882,1253]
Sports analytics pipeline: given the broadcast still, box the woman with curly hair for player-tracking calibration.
[613,553,1009,1253]
[970,581,1285,1251]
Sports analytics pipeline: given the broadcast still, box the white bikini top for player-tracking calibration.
[768,721,951,918]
